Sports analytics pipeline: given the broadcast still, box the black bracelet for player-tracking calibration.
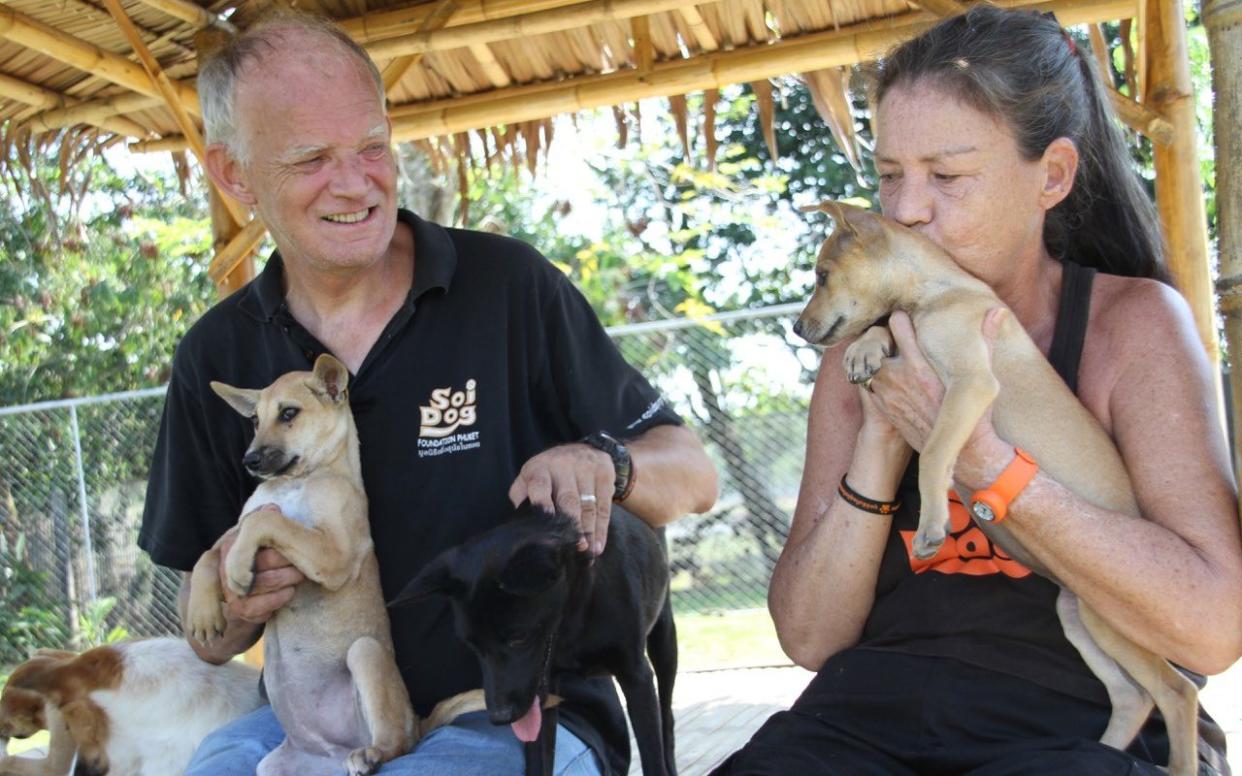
[838,476,902,515]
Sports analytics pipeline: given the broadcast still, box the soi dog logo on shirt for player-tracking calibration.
[417,380,482,458]
[899,492,1031,579]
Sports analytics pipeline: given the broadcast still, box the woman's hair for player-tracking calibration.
[197,9,385,164]
[874,5,1168,281]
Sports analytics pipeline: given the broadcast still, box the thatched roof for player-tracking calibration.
[0,0,1141,161]
[0,0,1171,288]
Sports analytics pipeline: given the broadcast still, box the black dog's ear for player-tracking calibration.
[499,539,571,596]
[389,553,464,607]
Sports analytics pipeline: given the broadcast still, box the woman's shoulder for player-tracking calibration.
[1089,272,1198,347]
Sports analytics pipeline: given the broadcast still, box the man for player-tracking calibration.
[138,11,718,775]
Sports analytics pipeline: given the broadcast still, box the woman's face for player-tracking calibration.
[874,81,1054,286]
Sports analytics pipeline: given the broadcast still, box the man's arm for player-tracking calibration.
[509,423,717,555]
[179,539,306,664]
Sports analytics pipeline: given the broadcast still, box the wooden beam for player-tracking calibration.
[1203,0,1242,479]
[678,5,718,52]
[388,0,1139,141]
[343,0,598,43]
[632,14,654,72]
[132,0,236,32]
[26,92,163,135]
[363,0,710,61]
[1144,0,1221,372]
[208,217,268,284]
[381,0,459,92]
[906,0,969,16]
[0,5,200,114]
[0,72,152,137]
[101,0,247,229]
[469,43,513,88]
[1108,85,1174,144]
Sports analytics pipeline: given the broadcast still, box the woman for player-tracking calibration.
[716,6,1242,774]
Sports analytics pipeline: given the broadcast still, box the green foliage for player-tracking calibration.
[0,533,69,665]
[0,143,215,405]
[78,596,130,648]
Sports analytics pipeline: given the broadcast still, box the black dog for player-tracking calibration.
[390,501,677,776]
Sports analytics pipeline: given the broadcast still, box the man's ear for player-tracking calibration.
[210,382,261,418]
[389,554,464,607]
[1039,137,1079,211]
[203,143,258,207]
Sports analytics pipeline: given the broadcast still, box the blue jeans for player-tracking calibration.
[186,704,602,776]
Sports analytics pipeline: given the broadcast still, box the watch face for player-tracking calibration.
[971,501,996,522]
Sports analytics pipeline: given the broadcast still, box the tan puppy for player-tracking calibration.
[185,354,416,776]
[0,637,261,776]
[794,201,1199,776]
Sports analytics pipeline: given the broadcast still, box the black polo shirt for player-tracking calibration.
[139,209,681,775]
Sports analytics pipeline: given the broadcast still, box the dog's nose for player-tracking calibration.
[242,450,263,471]
[792,318,805,338]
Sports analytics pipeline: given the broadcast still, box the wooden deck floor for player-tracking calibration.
[627,664,813,776]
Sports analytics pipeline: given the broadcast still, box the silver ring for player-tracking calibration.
[580,494,597,504]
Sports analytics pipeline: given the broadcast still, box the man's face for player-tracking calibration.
[232,39,398,274]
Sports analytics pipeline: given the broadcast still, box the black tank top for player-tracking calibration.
[857,261,1112,702]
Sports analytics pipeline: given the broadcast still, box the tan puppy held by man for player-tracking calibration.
[0,637,262,776]
[185,354,416,776]
[794,201,1200,776]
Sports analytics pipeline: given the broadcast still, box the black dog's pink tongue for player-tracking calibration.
[511,698,543,742]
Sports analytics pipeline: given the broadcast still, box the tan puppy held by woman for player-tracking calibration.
[185,354,416,776]
[794,201,1200,776]
[0,637,262,776]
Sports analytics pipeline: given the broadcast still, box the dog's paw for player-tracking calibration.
[223,551,257,598]
[186,598,228,645]
[843,327,893,384]
[345,746,383,776]
[911,529,947,560]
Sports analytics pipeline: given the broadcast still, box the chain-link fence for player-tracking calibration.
[0,303,816,666]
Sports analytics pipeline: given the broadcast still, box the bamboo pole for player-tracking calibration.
[132,0,236,32]
[0,72,152,138]
[907,0,968,15]
[363,0,710,62]
[1144,0,1221,378]
[1204,0,1242,476]
[208,217,268,285]
[0,5,200,114]
[381,0,460,93]
[388,0,1138,141]
[101,0,247,229]
[678,5,718,51]
[1108,85,1174,144]
[343,0,603,42]
[27,93,164,135]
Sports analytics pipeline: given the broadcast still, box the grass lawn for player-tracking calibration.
[674,607,790,672]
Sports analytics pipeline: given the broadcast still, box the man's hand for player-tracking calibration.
[508,444,616,556]
[218,504,306,624]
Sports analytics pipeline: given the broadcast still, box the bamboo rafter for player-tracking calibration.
[133,0,237,32]
[0,5,200,114]
[382,0,460,93]
[0,72,152,138]
[906,0,968,16]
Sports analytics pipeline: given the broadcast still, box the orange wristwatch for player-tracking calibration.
[969,448,1038,523]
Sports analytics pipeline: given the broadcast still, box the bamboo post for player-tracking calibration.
[1204,0,1242,477]
[1143,0,1223,420]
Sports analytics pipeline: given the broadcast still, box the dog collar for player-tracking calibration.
[969,448,1038,524]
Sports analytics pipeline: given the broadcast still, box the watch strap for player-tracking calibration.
[579,431,634,502]
[970,447,1038,523]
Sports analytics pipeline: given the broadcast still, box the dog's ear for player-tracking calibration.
[210,382,261,418]
[801,200,887,246]
[499,539,571,597]
[389,554,464,607]
[311,354,349,404]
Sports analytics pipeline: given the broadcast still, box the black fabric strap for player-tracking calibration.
[1046,261,1096,394]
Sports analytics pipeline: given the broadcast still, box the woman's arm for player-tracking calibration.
[875,288,1242,674]
[768,339,912,670]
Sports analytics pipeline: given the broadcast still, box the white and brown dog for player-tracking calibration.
[794,201,1200,776]
[0,637,262,776]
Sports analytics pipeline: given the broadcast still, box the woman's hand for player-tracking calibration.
[867,309,1008,482]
